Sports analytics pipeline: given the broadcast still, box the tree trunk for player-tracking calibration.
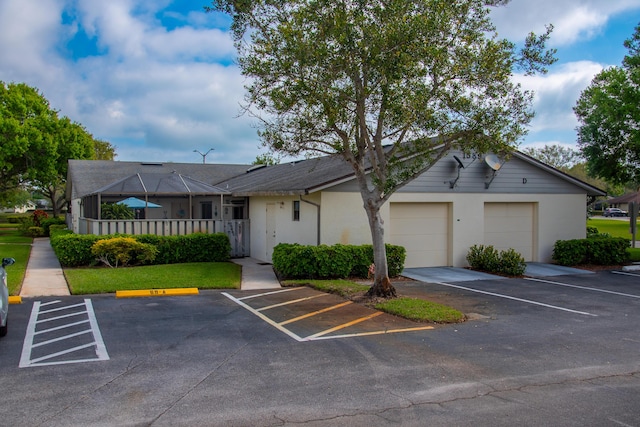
[364,200,397,298]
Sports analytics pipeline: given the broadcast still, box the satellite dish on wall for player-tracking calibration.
[453,155,465,169]
[485,154,501,171]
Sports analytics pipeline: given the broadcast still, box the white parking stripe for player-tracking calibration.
[612,271,640,278]
[525,277,640,299]
[222,292,305,342]
[432,281,597,316]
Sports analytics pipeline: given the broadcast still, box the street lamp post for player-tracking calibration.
[193,148,215,164]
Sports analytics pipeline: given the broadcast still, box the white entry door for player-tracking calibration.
[265,203,276,262]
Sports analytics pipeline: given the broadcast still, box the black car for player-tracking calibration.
[604,208,628,217]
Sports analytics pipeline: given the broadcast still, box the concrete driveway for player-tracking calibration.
[402,262,594,283]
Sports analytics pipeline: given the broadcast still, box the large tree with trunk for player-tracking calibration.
[210,0,555,296]
[574,23,640,190]
[0,81,115,216]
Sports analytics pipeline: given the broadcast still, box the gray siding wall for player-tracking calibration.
[326,150,582,194]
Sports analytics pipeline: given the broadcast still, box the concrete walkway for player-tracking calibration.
[20,238,70,297]
[232,257,281,290]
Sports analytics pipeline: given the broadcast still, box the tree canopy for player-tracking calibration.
[574,23,640,189]
[211,0,555,296]
[522,144,581,171]
[0,81,116,215]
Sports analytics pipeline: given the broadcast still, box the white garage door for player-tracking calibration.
[484,202,535,261]
[390,203,450,268]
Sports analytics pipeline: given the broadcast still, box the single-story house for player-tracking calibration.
[66,150,605,268]
[605,192,640,212]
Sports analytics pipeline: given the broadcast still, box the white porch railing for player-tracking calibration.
[79,218,220,236]
[76,218,249,257]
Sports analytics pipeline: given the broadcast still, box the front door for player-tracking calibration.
[266,203,276,262]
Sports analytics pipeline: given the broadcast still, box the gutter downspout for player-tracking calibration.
[300,195,320,246]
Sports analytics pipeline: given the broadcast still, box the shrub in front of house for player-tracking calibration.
[272,243,406,279]
[51,233,106,267]
[52,232,232,267]
[466,244,526,276]
[552,236,630,266]
[40,217,67,236]
[135,233,231,264]
[91,237,158,268]
[27,226,45,237]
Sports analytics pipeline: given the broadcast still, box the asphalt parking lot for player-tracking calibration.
[1,269,639,426]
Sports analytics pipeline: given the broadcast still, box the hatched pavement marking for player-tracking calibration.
[19,299,109,368]
[223,288,435,342]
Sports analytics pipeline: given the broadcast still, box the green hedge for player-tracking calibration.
[40,217,67,236]
[51,232,231,267]
[272,243,406,279]
[51,234,105,267]
[135,233,231,264]
[552,237,630,266]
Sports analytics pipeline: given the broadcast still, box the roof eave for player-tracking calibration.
[513,151,607,197]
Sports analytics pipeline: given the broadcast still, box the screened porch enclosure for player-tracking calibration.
[73,171,249,257]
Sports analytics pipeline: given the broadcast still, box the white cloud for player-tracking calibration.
[491,0,640,45]
[515,61,605,133]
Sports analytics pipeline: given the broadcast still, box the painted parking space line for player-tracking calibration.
[612,271,640,278]
[525,277,640,299]
[257,293,328,312]
[305,312,383,339]
[223,292,306,341]
[236,287,306,301]
[280,301,353,325]
[311,325,435,341]
[223,290,435,341]
[19,299,109,368]
[432,281,597,317]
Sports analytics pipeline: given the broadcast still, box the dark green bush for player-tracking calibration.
[497,248,527,276]
[272,243,406,279]
[27,226,44,237]
[40,217,67,236]
[51,234,106,267]
[466,244,526,276]
[54,232,231,267]
[49,226,72,239]
[551,240,587,266]
[466,244,500,272]
[553,237,630,266]
[135,233,231,264]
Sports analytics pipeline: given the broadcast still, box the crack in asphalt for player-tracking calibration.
[148,339,253,426]
[271,369,640,425]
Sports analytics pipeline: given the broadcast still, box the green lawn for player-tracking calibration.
[0,227,32,295]
[589,218,640,261]
[63,262,241,295]
[589,218,638,238]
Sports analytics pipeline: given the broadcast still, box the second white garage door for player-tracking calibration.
[484,202,536,261]
[390,203,450,268]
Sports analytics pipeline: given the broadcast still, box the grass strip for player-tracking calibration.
[285,279,464,323]
[283,279,370,298]
[64,262,241,295]
[375,298,465,323]
[0,244,31,295]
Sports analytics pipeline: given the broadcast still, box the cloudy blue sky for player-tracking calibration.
[1,0,639,164]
